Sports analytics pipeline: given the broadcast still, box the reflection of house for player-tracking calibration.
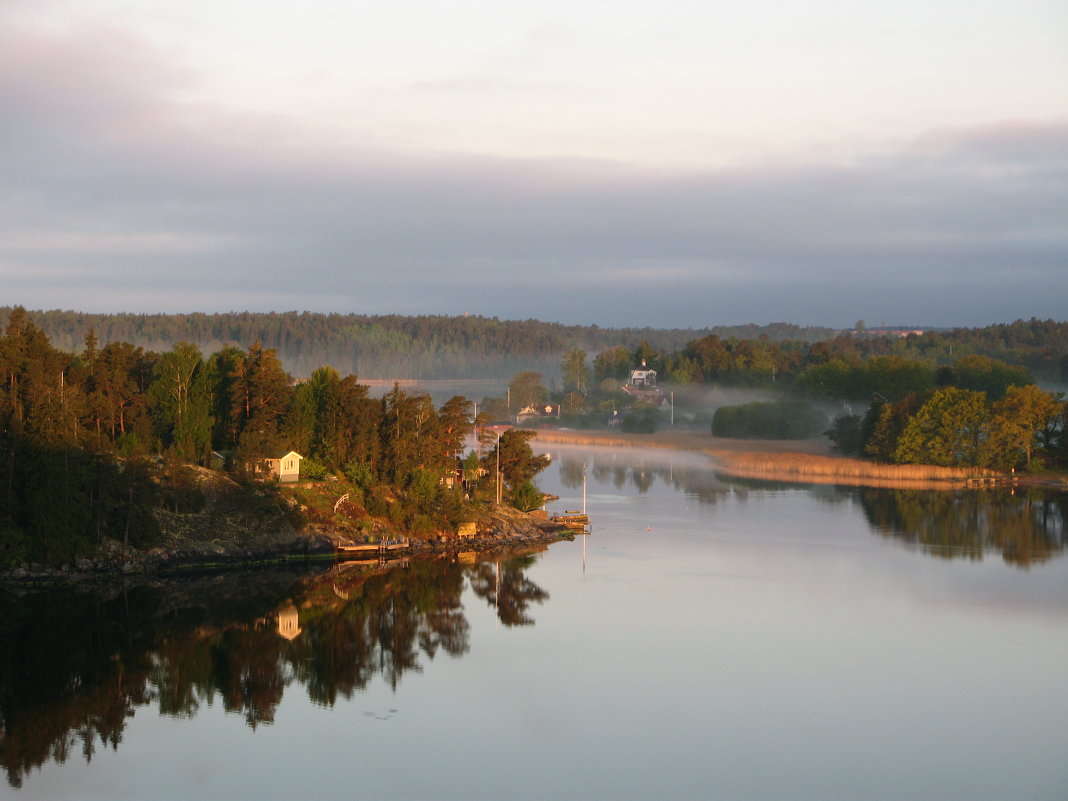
[259,451,303,482]
[276,604,301,640]
[514,403,561,424]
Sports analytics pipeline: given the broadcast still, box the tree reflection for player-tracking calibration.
[467,552,550,627]
[557,452,1068,566]
[559,453,734,504]
[0,552,550,788]
[857,488,1067,566]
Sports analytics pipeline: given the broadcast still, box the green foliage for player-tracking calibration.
[511,481,545,512]
[560,348,590,395]
[826,414,863,456]
[894,387,992,467]
[621,406,658,433]
[509,371,547,410]
[862,394,925,462]
[936,355,1033,400]
[593,346,635,383]
[300,457,329,480]
[149,342,213,462]
[798,356,936,401]
[406,467,441,508]
[484,429,551,504]
[712,401,827,439]
[342,460,374,491]
[988,384,1063,469]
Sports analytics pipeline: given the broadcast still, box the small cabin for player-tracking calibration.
[262,451,303,482]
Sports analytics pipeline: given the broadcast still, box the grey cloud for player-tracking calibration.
[1,16,1065,327]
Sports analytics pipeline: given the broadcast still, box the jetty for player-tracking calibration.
[335,539,411,557]
[551,511,590,532]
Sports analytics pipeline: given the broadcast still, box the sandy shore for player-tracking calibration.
[531,428,1031,489]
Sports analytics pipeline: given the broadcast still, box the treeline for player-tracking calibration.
[10,308,1067,389]
[826,384,1065,471]
[0,308,548,566]
[656,320,1068,388]
[6,308,841,379]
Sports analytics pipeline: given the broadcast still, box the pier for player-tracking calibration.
[551,511,590,532]
[335,540,411,557]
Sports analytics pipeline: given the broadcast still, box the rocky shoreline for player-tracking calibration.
[1,503,572,586]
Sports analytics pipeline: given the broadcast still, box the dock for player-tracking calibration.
[335,540,411,557]
[551,511,590,532]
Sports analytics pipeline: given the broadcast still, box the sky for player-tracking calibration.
[1,0,1066,329]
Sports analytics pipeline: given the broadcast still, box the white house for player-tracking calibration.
[263,451,303,482]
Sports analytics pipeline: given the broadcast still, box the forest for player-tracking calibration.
[3,305,1067,568]
[8,307,1067,386]
[4,307,841,379]
[0,307,549,568]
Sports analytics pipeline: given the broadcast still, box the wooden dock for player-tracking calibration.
[335,540,411,557]
[551,511,590,532]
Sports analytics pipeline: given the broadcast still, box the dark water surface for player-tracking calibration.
[3,444,1067,800]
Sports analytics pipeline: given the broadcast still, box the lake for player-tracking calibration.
[3,444,1067,801]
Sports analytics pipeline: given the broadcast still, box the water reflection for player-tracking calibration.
[558,451,733,503]
[0,550,549,789]
[856,487,1068,567]
[555,452,1068,565]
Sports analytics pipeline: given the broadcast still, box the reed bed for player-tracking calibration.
[707,451,999,483]
[533,428,1004,488]
[706,453,1004,489]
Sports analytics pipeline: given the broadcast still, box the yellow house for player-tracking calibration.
[263,451,303,482]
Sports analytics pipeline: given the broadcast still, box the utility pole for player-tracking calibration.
[495,429,503,505]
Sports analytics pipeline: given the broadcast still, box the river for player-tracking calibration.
[3,444,1067,800]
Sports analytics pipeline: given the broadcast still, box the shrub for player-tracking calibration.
[712,400,827,439]
[300,457,329,480]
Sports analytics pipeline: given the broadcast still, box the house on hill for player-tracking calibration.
[258,451,303,482]
[621,361,665,406]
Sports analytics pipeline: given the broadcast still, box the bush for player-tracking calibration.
[712,400,827,439]
[621,407,658,433]
[300,457,329,480]
[511,481,545,512]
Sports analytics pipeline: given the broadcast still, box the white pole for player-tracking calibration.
[495,430,502,505]
[582,462,587,515]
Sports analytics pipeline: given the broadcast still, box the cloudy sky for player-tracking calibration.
[2,0,1065,328]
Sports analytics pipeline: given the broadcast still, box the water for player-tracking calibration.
[3,444,1067,801]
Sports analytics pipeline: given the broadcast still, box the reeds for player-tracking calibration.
[708,451,997,481]
[705,451,1000,487]
[533,428,1004,488]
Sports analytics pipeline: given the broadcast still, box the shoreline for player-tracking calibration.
[1,505,574,587]
[531,429,1064,489]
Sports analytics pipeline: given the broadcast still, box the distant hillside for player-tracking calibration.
[8,309,840,379]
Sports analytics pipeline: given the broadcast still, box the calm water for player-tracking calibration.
[3,444,1067,801]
